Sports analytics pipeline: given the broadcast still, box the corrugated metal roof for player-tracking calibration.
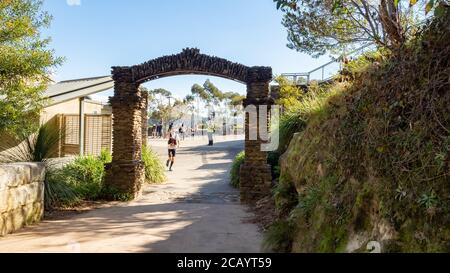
[44,76,114,106]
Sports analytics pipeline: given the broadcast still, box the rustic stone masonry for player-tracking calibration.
[105,67,145,198]
[107,49,273,203]
[141,91,149,148]
[130,48,250,84]
[240,67,274,203]
[0,163,45,236]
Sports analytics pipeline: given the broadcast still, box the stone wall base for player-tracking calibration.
[0,163,45,236]
[105,161,145,199]
[240,163,272,204]
[0,202,43,236]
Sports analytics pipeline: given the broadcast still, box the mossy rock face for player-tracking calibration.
[267,15,450,253]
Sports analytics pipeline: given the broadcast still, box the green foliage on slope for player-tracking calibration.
[268,12,450,253]
[230,151,245,188]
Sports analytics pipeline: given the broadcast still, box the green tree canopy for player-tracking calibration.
[223,91,246,107]
[148,88,172,106]
[203,79,224,105]
[183,94,195,104]
[147,88,173,124]
[190,80,245,118]
[0,0,63,138]
[274,0,448,57]
[150,88,172,99]
[191,83,212,103]
[182,95,196,114]
[274,76,304,111]
[191,80,246,108]
[191,79,230,105]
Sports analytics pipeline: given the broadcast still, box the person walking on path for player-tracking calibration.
[166,132,179,171]
[207,127,214,146]
[179,124,186,141]
[157,123,163,138]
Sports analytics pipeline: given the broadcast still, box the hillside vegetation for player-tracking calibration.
[269,12,450,253]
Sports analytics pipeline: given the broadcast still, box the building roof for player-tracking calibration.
[44,76,114,106]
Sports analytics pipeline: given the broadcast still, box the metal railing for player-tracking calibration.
[281,44,373,85]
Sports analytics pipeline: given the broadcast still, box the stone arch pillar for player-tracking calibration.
[106,49,273,202]
[240,67,273,203]
[105,67,145,198]
[141,90,149,147]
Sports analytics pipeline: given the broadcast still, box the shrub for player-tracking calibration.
[65,156,106,199]
[0,124,81,210]
[277,85,335,154]
[273,76,304,111]
[44,149,114,210]
[273,174,298,217]
[0,123,62,163]
[100,186,135,202]
[99,149,112,164]
[263,219,296,253]
[142,145,166,184]
[267,151,281,180]
[44,169,80,210]
[230,151,245,188]
[47,154,108,204]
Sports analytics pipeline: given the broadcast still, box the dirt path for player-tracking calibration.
[0,135,263,253]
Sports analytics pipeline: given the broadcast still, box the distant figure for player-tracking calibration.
[166,133,179,172]
[151,125,156,138]
[179,124,186,141]
[157,124,163,138]
[207,126,214,146]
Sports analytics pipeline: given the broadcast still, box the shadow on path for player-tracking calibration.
[0,137,261,253]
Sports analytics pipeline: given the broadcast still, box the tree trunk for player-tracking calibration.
[379,0,405,48]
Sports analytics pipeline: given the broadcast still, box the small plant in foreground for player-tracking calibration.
[230,151,245,188]
[142,145,166,184]
[418,190,439,210]
[99,149,112,164]
[263,219,296,253]
[100,186,134,202]
[44,169,80,210]
[46,152,111,209]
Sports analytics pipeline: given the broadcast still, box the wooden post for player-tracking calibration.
[79,98,85,156]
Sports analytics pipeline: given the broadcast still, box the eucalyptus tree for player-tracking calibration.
[147,88,175,130]
[191,83,212,104]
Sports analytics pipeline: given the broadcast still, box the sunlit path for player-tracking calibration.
[0,136,262,253]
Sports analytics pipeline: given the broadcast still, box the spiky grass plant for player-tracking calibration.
[142,145,166,184]
[0,124,81,210]
[230,151,245,188]
[0,123,62,163]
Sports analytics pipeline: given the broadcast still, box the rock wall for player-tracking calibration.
[0,163,45,236]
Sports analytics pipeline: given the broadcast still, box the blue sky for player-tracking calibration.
[43,0,330,101]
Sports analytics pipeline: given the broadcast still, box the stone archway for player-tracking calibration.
[106,48,273,203]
